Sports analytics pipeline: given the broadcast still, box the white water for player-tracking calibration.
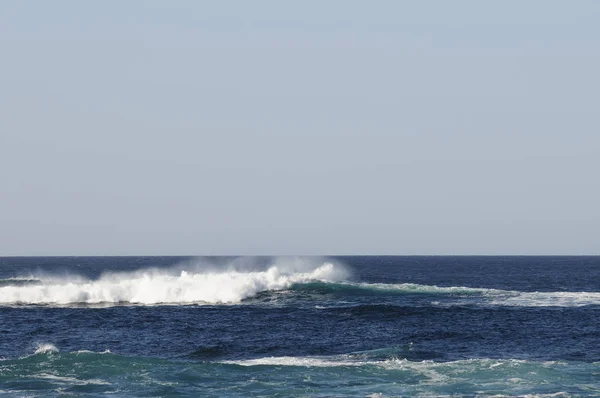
[2,261,599,307]
[33,343,59,355]
[0,261,348,305]
[221,355,596,395]
[221,354,590,374]
[489,290,600,307]
[340,282,600,307]
[351,282,496,295]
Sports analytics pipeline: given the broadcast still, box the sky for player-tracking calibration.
[1,1,599,255]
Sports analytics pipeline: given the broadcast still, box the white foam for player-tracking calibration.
[345,282,600,307]
[490,291,600,307]
[351,282,496,295]
[36,373,111,386]
[3,259,599,307]
[74,349,112,355]
[222,355,445,373]
[222,355,569,372]
[33,343,59,355]
[0,260,347,305]
[223,356,368,367]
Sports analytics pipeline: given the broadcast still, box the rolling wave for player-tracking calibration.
[0,260,347,305]
[2,262,599,307]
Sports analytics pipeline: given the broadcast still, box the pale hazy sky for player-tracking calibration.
[1,1,599,255]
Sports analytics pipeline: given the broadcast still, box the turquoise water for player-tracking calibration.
[2,349,599,396]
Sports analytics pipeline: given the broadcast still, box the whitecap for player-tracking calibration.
[0,259,348,306]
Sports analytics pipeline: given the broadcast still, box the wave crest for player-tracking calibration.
[0,260,347,305]
[33,343,59,355]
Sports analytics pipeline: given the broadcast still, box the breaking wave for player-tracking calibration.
[0,259,348,305]
[33,343,59,355]
[2,258,599,307]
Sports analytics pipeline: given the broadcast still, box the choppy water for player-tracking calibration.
[1,256,599,397]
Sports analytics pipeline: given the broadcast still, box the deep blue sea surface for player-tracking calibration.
[1,256,599,397]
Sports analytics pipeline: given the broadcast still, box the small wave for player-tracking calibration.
[74,349,112,355]
[35,373,112,386]
[33,343,59,355]
[221,355,577,371]
[223,356,365,367]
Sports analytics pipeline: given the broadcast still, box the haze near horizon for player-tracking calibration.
[1,1,599,255]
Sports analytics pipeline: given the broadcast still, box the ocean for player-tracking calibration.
[0,256,599,397]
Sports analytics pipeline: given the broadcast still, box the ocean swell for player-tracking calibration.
[0,261,347,305]
[2,262,600,307]
[291,281,600,307]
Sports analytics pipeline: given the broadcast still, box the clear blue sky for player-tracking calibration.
[1,1,599,255]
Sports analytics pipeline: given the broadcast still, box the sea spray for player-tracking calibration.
[32,343,59,355]
[0,260,348,305]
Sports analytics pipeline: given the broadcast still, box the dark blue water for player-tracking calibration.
[1,256,599,396]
